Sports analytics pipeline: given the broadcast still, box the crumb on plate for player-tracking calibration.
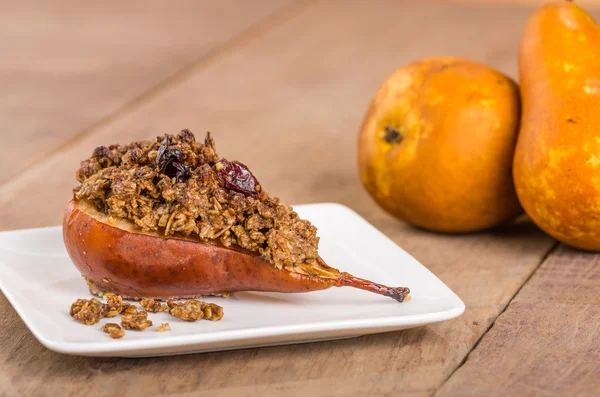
[102,323,125,339]
[157,323,171,332]
[121,311,153,331]
[167,300,224,322]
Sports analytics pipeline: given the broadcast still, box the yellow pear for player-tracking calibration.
[514,1,600,250]
[359,57,522,233]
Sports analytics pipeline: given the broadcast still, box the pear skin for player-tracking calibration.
[514,2,600,250]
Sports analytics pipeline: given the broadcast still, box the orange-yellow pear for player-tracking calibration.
[514,2,600,250]
[358,57,522,233]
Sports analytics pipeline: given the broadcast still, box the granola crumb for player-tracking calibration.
[121,311,153,331]
[102,323,125,339]
[202,302,224,321]
[157,323,171,332]
[103,293,123,317]
[69,298,88,317]
[121,303,138,314]
[167,300,224,322]
[140,298,168,313]
[70,298,105,325]
[70,293,223,337]
[86,279,105,298]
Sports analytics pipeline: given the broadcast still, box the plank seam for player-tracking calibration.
[431,240,560,397]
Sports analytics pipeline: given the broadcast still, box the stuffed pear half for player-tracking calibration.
[63,130,410,302]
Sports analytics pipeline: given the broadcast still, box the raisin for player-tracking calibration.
[217,159,261,198]
[158,148,183,172]
[173,161,191,183]
[156,136,169,163]
[156,137,190,183]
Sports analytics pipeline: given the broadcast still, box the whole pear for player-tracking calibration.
[359,57,522,233]
[514,1,600,250]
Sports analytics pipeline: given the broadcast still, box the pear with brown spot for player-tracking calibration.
[513,1,600,250]
[358,57,522,233]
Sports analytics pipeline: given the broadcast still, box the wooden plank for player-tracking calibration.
[0,0,555,396]
[435,245,600,397]
[0,0,540,231]
[453,0,600,6]
[0,0,294,186]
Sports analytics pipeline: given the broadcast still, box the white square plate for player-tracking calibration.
[0,203,464,357]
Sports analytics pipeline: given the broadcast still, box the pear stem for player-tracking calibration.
[335,272,410,302]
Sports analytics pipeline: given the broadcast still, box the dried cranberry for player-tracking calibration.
[218,159,261,198]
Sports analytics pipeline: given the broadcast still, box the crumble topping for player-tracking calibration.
[72,129,319,270]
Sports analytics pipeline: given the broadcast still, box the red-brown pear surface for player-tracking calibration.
[63,199,410,302]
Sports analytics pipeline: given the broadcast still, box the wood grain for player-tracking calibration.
[0,0,294,187]
[0,0,562,396]
[435,245,600,397]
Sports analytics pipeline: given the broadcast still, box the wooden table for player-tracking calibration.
[2,1,599,396]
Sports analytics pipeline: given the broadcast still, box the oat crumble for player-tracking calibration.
[103,293,123,317]
[70,293,225,337]
[157,323,171,332]
[70,298,105,325]
[87,279,105,298]
[140,298,168,313]
[167,299,224,322]
[72,129,319,270]
[121,303,138,314]
[121,311,153,331]
[102,323,125,339]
